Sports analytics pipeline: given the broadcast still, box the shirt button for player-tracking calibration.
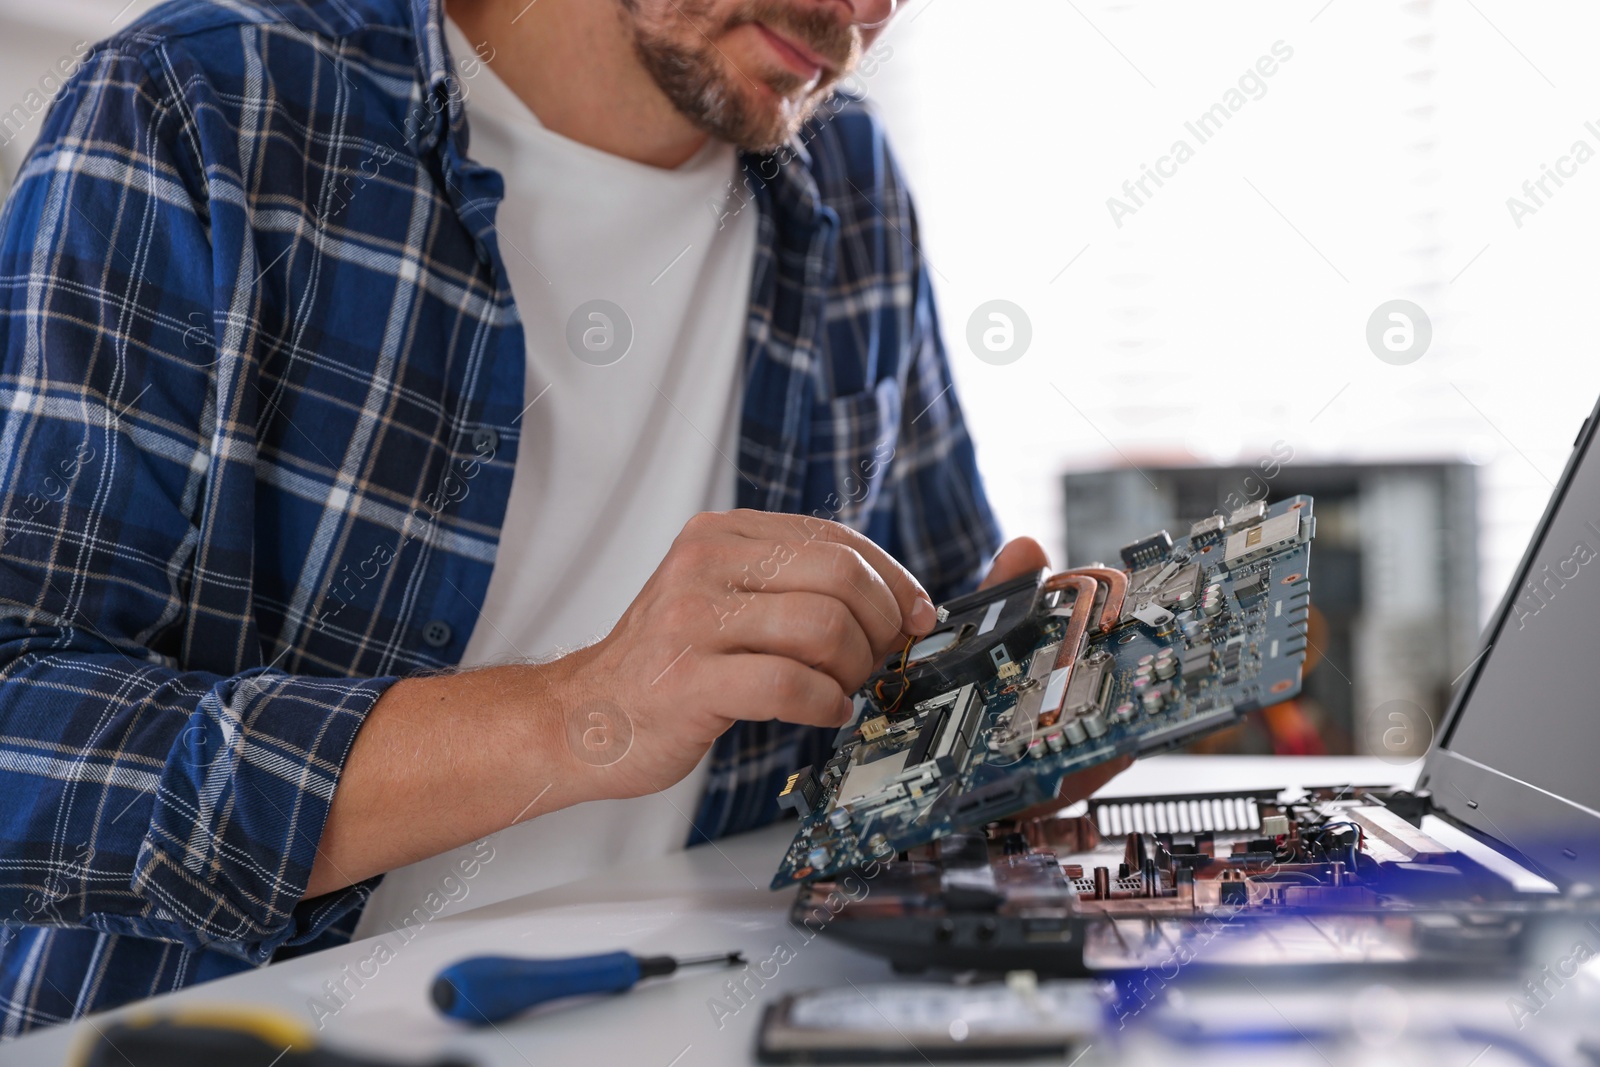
[471,426,499,453]
[421,619,453,648]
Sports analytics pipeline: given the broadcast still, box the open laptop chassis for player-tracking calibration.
[790,781,1600,977]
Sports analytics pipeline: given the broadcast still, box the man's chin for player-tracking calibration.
[719,85,827,153]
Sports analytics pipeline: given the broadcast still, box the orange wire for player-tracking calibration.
[879,635,915,715]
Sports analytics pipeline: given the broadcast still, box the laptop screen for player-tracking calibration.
[1426,399,1600,872]
[1440,428,1600,812]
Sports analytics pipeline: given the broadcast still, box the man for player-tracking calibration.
[0,0,1118,1034]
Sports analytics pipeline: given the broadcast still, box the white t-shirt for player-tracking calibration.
[354,20,757,937]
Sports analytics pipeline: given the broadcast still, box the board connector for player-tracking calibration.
[1120,530,1173,569]
[777,767,821,818]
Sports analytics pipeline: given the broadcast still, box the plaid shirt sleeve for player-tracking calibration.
[0,43,390,963]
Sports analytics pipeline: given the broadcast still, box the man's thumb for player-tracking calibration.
[979,536,1051,590]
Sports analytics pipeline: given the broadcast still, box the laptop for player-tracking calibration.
[789,392,1600,981]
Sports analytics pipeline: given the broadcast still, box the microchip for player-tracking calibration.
[1231,571,1267,599]
[1181,642,1214,679]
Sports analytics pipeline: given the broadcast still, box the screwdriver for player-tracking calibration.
[431,949,746,1024]
[77,1006,474,1066]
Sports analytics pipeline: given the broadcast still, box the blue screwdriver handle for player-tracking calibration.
[432,952,641,1023]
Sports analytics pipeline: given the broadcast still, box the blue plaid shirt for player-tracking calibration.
[0,0,998,1036]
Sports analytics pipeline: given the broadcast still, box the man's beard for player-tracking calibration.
[626,0,860,152]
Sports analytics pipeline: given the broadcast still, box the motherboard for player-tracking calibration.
[771,496,1316,889]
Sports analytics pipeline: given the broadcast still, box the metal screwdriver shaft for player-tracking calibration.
[633,950,745,978]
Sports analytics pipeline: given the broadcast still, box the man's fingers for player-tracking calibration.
[707,653,853,728]
[719,509,937,638]
[713,592,876,694]
[796,518,938,637]
[724,539,912,657]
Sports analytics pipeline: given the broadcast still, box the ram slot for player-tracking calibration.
[904,703,951,769]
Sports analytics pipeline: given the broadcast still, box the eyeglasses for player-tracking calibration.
[851,0,898,30]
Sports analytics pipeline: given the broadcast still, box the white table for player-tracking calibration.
[7,756,1467,1066]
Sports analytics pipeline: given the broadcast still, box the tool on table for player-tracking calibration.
[74,1006,473,1066]
[757,977,1103,1063]
[431,949,745,1024]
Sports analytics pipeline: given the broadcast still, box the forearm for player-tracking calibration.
[307,660,588,897]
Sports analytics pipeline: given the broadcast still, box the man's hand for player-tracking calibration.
[979,535,1132,817]
[553,510,939,802]
[312,510,936,895]
[308,522,1124,897]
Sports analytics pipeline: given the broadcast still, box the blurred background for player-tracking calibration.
[3,0,1597,758]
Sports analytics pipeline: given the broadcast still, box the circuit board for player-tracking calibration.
[771,496,1315,888]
